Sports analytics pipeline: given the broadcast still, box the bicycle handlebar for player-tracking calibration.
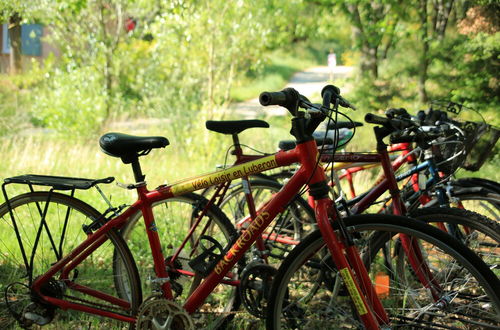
[365,113,417,130]
[321,85,356,110]
[259,87,302,117]
[367,109,460,148]
[364,113,390,126]
[259,85,356,117]
[385,108,409,119]
[326,121,363,130]
[259,91,287,106]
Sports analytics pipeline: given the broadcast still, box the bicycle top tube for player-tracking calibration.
[153,145,321,200]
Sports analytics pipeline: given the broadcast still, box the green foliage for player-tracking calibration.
[450,32,500,118]
[1,0,496,169]
[3,0,321,136]
[30,65,107,135]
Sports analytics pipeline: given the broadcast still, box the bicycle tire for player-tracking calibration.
[454,177,500,194]
[409,207,499,281]
[118,192,239,329]
[267,214,500,329]
[218,179,316,266]
[0,192,141,329]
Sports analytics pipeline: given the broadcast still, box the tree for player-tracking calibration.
[451,2,499,110]
[315,0,405,79]
[8,13,22,74]
[1,1,28,74]
[416,0,456,102]
[40,0,130,120]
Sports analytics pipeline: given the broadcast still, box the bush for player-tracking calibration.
[30,66,107,136]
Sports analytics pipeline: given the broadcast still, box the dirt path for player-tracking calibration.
[230,65,353,119]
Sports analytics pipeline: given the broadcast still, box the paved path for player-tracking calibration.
[230,66,353,119]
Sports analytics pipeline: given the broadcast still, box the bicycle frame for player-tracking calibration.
[30,133,391,327]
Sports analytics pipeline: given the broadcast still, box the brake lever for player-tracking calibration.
[338,95,357,110]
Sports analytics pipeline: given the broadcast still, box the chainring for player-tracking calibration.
[238,262,277,318]
[135,296,194,330]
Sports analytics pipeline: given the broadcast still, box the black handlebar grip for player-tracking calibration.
[385,108,409,119]
[321,85,338,107]
[259,88,301,116]
[259,91,287,106]
[390,132,442,147]
[321,85,341,98]
[365,113,390,126]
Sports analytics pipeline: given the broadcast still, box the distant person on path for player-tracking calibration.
[328,50,337,82]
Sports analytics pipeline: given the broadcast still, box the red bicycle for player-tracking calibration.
[0,86,498,329]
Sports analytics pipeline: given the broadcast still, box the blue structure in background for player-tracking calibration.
[2,24,43,56]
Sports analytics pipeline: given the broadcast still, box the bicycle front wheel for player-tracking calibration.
[0,192,141,328]
[410,207,500,270]
[267,214,500,329]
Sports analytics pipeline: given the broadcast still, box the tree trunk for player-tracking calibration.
[419,42,429,103]
[360,44,379,79]
[98,0,113,121]
[419,0,429,103]
[8,13,22,74]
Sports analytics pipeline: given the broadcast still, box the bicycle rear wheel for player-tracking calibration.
[267,214,500,329]
[451,190,500,222]
[0,192,141,328]
[455,177,500,194]
[118,192,239,328]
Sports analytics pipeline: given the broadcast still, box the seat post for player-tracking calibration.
[131,158,145,183]
[231,133,243,158]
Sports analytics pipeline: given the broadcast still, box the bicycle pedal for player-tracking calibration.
[188,235,224,277]
[188,257,219,277]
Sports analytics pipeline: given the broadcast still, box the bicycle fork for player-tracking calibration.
[315,198,389,329]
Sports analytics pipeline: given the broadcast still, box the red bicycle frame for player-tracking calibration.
[31,135,388,328]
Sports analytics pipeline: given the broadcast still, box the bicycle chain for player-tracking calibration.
[62,293,128,313]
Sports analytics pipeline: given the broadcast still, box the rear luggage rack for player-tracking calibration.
[4,175,115,190]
